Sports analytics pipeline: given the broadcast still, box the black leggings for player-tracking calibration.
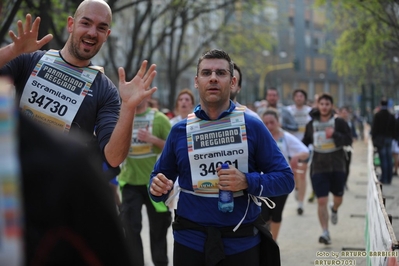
[260,194,289,223]
[344,151,352,184]
[173,241,260,266]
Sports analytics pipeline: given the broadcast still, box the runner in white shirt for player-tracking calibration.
[286,89,312,215]
[261,108,309,240]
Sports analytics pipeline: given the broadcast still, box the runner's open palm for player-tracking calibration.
[9,14,53,55]
[118,61,157,110]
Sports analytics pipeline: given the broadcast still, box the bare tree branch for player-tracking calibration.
[0,0,23,44]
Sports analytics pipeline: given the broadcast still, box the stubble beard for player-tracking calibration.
[69,35,99,62]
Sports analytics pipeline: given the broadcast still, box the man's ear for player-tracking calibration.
[231,76,237,87]
[104,29,111,42]
[67,16,74,33]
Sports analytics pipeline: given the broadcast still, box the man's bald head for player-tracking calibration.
[74,0,112,23]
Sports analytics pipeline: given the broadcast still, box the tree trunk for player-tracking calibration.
[0,0,23,45]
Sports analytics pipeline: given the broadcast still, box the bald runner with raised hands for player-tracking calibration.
[0,0,157,172]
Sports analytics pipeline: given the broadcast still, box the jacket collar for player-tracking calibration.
[194,100,236,120]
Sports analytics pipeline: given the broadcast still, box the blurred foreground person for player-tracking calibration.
[20,113,134,266]
[0,77,133,265]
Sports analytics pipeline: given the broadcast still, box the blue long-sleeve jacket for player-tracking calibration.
[149,102,294,254]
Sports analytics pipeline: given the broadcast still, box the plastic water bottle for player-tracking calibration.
[218,163,234,212]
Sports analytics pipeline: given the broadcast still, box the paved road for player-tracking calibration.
[141,139,399,266]
[279,140,369,265]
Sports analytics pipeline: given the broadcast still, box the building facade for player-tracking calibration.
[260,0,351,107]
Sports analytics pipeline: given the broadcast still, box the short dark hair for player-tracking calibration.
[380,98,388,106]
[293,88,307,101]
[233,62,242,88]
[339,106,349,112]
[197,49,234,77]
[317,93,333,104]
[262,107,280,121]
[267,87,279,95]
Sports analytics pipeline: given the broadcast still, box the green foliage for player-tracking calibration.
[48,0,75,34]
[315,0,399,89]
[332,17,387,78]
[214,0,274,87]
[223,24,273,75]
[12,0,78,46]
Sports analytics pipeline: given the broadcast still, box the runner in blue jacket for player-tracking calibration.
[149,49,294,266]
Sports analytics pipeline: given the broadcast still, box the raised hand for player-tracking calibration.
[8,14,53,56]
[118,60,157,110]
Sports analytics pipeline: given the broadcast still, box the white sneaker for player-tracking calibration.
[319,231,331,245]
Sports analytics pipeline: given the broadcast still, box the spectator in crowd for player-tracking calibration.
[371,98,396,185]
[392,107,399,177]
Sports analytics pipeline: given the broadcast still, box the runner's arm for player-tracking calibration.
[104,64,157,167]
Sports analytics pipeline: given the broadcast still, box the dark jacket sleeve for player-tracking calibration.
[395,117,399,142]
[333,117,353,147]
[302,120,314,147]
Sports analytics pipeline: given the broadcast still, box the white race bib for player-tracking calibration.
[128,109,155,158]
[186,108,249,196]
[19,50,98,133]
[313,118,340,153]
